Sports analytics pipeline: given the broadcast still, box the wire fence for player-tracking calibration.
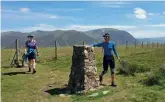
[1,39,165,68]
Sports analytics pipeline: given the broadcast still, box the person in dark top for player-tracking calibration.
[91,33,120,87]
[24,34,39,74]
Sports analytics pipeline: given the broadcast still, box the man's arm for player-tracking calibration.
[113,43,119,59]
[36,46,39,53]
[91,42,104,47]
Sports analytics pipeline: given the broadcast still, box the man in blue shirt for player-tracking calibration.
[92,33,120,87]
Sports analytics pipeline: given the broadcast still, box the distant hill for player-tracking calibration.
[1,30,96,48]
[85,28,136,45]
[38,30,96,47]
[1,31,28,48]
[138,37,165,43]
[1,28,137,48]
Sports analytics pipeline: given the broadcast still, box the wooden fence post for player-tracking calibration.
[83,41,85,45]
[142,41,143,48]
[16,39,19,66]
[55,41,57,60]
[147,42,149,48]
[126,41,128,49]
[135,40,136,48]
[157,42,158,48]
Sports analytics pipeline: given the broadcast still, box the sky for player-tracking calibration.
[1,1,165,38]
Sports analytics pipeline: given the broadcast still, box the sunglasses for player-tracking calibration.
[104,36,110,38]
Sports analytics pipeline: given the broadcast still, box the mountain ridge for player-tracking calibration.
[2,28,139,48]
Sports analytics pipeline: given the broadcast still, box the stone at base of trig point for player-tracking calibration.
[88,92,99,97]
[24,63,28,67]
[59,94,66,97]
[87,90,109,97]
[68,45,100,94]
[102,91,109,95]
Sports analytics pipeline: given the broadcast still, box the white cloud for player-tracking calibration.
[2,9,75,20]
[133,8,162,19]
[127,30,165,38]
[148,13,154,16]
[46,8,84,12]
[49,15,57,19]
[103,5,121,8]
[100,1,131,5]
[163,12,165,14]
[2,9,55,19]
[148,13,160,16]
[20,8,30,13]
[68,25,136,31]
[22,24,58,32]
[98,1,131,8]
[134,8,147,19]
[147,24,165,27]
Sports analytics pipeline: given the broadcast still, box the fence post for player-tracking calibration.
[142,41,143,48]
[16,39,19,66]
[83,41,85,45]
[126,41,128,49]
[55,41,57,60]
[157,42,158,48]
[147,42,149,48]
[135,40,136,48]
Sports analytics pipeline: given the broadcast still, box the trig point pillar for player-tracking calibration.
[68,45,100,93]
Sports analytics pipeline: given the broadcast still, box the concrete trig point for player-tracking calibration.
[68,45,100,93]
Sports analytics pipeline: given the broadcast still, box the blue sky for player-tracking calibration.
[1,1,165,38]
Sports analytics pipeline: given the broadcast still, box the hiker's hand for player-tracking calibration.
[24,52,27,55]
[91,46,94,51]
[117,56,120,61]
[84,45,88,48]
[37,52,39,56]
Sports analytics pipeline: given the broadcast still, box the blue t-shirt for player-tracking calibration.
[92,41,118,57]
[25,40,37,54]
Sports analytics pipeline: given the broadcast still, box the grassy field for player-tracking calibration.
[1,45,165,102]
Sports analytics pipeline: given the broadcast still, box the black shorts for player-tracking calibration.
[28,52,36,60]
[103,55,115,74]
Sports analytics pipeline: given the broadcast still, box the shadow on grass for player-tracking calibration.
[45,87,70,95]
[2,71,30,76]
[1,65,12,68]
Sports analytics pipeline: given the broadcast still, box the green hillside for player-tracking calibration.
[1,46,165,102]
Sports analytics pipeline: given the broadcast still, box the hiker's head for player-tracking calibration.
[27,34,34,41]
[103,33,110,42]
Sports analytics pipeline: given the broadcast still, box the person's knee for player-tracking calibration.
[111,68,115,74]
[32,59,35,63]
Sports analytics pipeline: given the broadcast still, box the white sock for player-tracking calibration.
[33,62,36,69]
